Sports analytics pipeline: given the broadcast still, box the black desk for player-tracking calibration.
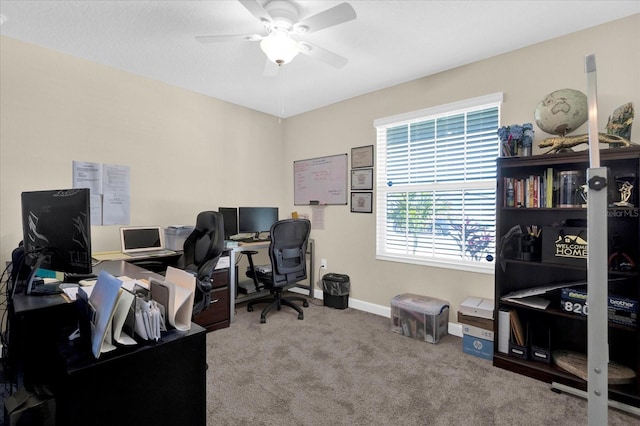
[9,260,207,426]
[91,250,182,274]
[55,326,206,426]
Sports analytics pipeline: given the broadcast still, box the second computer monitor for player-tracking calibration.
[218,207,239,240]
[238,207,279,237]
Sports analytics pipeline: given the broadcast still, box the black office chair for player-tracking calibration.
[244,219,311,324]
[182,211,225,317]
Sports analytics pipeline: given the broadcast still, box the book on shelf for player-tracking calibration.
[545,167,554,208]
[503,170,556,208]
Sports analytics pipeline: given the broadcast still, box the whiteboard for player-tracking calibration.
[294,154,348,205]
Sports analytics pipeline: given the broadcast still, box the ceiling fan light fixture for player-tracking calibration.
[260,31,299,66]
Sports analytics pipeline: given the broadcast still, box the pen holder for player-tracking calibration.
[517,235,541,261]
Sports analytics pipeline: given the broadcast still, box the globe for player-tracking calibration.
[534,88,588,136]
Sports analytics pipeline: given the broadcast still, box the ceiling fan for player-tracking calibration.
[196,0,356,73]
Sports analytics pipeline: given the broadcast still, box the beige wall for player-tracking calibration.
[1,37,285,256]
[284,14,639,312]
[1,14,638,317]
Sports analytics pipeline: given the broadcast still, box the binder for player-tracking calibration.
[89,270,123,358]
[498,308,510,354]
[150,266,195,331]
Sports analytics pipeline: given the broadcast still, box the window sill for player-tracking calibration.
[376,254,495,275]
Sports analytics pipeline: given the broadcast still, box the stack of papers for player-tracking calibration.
[501,283,587,310]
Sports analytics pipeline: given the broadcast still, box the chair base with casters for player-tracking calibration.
[247,288,309,323]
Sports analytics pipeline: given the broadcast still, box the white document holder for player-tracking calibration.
[112,289,137,345]
[150,266,195,331]
[88,270,123,358]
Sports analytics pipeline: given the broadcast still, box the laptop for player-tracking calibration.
[120,226,176,258]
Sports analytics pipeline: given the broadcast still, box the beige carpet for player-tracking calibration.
[204,295,639,425]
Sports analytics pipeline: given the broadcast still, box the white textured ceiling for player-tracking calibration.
[1,1,638,118]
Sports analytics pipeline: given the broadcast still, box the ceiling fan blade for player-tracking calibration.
[294,2,356,33]
[195,34,263,44]
[298,41,348,68]
[239,0,273,25]
[263,59,280,77]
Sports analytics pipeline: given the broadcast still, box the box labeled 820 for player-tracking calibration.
[560,288,638,327]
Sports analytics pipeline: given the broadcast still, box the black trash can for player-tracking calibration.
[322,273,350,309]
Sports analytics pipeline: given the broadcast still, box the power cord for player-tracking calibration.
[316,265,327,289]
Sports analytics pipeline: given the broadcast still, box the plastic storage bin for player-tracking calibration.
[391,293,450,343]
[322,273,350,309]
[164,226,194,251]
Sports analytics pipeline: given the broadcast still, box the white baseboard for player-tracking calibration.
[291,287,464,338]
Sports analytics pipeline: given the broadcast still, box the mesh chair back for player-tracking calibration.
[269,219,311,288]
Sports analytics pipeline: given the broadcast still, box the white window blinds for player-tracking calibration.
[374,93,502,273]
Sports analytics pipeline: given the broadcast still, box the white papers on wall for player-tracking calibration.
[102,163,130,225]
[73,161,103,194]
[72,160,130,225]
[311,206,325,230]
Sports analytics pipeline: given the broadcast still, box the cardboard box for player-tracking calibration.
[462,334,493,361]
[462,324,494,341]
[459,297,494,320]
[560,288,638,327]
[457,312,494,330]
[541,226,587,267]
[391,293,449,344]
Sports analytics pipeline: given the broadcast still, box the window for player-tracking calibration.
[374,93,502,274]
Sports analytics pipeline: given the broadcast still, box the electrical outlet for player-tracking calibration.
[320,258,327,269]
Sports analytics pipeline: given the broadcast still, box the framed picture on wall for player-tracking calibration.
[351,192,372,213]
[351,168,373,190]
[351,145,374,169]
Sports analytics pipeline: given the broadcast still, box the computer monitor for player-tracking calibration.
[238,207,278,238]
[21,188,92,294]
[218,207,238,240]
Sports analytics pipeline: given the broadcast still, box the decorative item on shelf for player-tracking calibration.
[553,350,636,384]
[613,173,636,208]
[498,123,534,157]
[539,133,635,154]
[578,184,588,208]
[536,94,636,154]
[608,233,636,273]
[606,102,634,143]
[558,170,585,208]
[535,88,588,138]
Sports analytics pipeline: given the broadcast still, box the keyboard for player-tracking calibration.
[237,238,270,244]
[126,249,176,258]
[230,233,255,241]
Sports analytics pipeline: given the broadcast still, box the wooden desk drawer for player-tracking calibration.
[193,285,229,331]
[211,268,228,289]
